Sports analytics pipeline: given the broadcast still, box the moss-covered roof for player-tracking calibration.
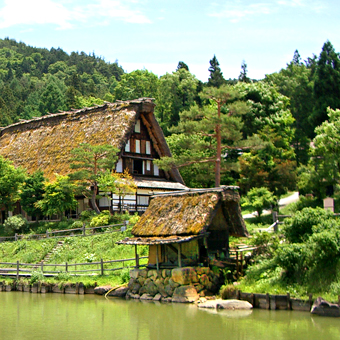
[0,98,183,183]
[131,187,248,238]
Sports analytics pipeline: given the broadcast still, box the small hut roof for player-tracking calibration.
[117,234,207,245]
[131,187,248,238]
[0,98,183,184]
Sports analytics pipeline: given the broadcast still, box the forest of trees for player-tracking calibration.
[0,37,340,206]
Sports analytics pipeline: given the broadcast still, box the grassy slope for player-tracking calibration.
[0,227,148,287]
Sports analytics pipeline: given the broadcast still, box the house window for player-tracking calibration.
[154,163,159,176]
[146,160,151,171]
[116,159,123,173]
[135,140,141,153]
[125,140,130,152]
[133,159,144,175]
[146,141,151,155]
[135,119,141,133]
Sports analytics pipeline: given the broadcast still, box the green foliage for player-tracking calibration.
[89,210,112,227]
[35,175,77,217]
[3,215,28,236]
[20,170,45,218]
[283,207,334,243]
[120,268,130,283]
[208,55,225,88]
[30,270,44,284]
[0,155,26,211]
[243,187,275,219]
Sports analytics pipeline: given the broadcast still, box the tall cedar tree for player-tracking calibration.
[69,143,119,214]
[208,55,225,88]
[310,41,340,129]
[238,60,251,83]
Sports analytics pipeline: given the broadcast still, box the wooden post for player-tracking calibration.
[274,221,279,233]
[236,251,239,279]
[16,261,19,280]
[156,245,160,271]
[240,251,243,276]
[309,294,313,309]
[82,223,86,236]
[178,243,182,268]
[266,293,270,310]
[46,230,49,238]
[287,293,291,310]
[135,245,139,268]
[15,233,18,241]
[65,262,68,272]
[41,261,44,273]
[100,259,104,276]
[272,211,278,223]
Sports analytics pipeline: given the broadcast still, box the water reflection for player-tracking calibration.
[0,293,339,340]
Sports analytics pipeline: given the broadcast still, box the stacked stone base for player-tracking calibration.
[127,266,221,303]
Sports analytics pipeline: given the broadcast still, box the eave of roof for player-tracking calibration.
[117,233,208,245]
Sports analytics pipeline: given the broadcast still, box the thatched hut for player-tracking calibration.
[118,187,248,269]
[0,98,186,217]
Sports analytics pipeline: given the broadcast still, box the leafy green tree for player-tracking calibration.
[35,175,77,218]
[176,61,189,71]
[207,55,225,88]
[0,156,26,212]
[299,108,340,199]
[69,143,119,214]
[310,41,340,129]
[20,170,45,219]
[155,68,199,135]
[113,69,158,101]
[242,187,275,219]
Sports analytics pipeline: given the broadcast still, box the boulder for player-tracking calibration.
[153,293,162,301]
[198,299,253,310]
[164,284,174,297]
[172,267,198,285]
[164,277,170,286]
[140,293,154,300]
[172,285,199,303]
[130,269,140,279]
[145,281,159,296]
[311,297,340,317]
[94,286,111,295]
[139,269,148,278]
[108,287,129,298]
[169,278,180,289]
[130,282,141,295]
[199,274,210,287]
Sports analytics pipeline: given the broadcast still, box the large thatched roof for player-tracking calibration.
[127,187,248,241]
[0,98,183,184]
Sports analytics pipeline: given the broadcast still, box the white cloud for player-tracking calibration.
[0,0,151,30]
[0,0,73,29]
[209,0,326,22]
[209,2,274,23]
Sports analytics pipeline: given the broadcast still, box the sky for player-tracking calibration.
[0,0,339,82]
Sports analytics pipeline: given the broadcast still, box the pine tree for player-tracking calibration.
[238,60,251,83]
[208,55,225,88]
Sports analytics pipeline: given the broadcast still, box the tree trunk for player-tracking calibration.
[91,185,100,214]
[215,101,221,187]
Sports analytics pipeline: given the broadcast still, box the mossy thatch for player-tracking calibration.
[0,98,183,184]
[132,187,248,238]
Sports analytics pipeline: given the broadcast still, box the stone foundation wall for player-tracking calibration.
[127,266,222,303]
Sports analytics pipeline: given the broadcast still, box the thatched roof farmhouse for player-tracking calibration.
[0,98,187,215]
[118,187,248,268]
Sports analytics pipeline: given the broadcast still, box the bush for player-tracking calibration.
[283,207,334,243]
[90,210,111,228]
[4,215,28,236]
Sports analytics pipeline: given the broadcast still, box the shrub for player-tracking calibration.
[90,210,111,228]
[4,215,28,236]
[283,207,334,243]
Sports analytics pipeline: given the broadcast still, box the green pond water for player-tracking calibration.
[1,292,340,340]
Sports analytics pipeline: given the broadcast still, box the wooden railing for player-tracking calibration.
[0,256,148,279]
[0,221,129,243]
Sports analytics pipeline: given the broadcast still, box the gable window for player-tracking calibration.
[154,163,159,176]
[135,119,141,133]
[125,140,130,152]
[116,159,123,173]
[133,159,144,175]
[135,140,141,153]
[146,141,151,155]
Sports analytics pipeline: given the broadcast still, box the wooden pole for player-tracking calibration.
[65,262,68,272]
[135,245,139,268]
[178,243,182,268]
[16,261,19,280]
[41,261,44,273]
[156,245,160,271]
[236,251,239,278]
[240,251,243,276]
[101,259,104,276]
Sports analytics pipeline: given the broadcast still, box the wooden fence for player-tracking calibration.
[0,221,129,243]
[0,256,148,279]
